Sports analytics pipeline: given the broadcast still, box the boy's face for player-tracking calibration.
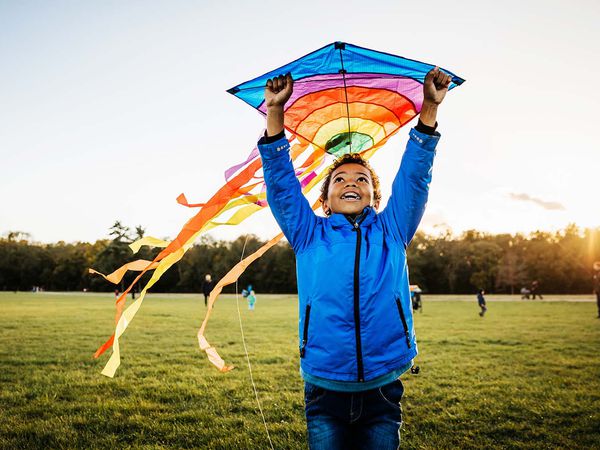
[322,163,379,216]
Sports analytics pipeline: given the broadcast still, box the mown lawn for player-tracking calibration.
[1,292,599,449]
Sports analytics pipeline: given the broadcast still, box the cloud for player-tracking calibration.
[508,193,566,210]
[421,210,448,227]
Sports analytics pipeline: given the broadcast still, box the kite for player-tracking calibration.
[91,42,464,377]
[228,41,464,156]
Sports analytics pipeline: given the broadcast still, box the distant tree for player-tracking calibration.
[108,221,131,242]
[3,225,599,294]
[4,231,32,242]
[47,242,89,291]
[495,246,528,294]
[467,240,503,292]
[90,221,136,292]
[134,226,145,240]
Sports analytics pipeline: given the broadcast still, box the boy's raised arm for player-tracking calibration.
[382,67,452,245]
[259,73,317,251]
[420,67,451,127]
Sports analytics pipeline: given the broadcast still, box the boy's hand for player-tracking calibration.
[265,73,293,136]
[423,67,452,106]
[419,67,452,127]
[265,73,294,109]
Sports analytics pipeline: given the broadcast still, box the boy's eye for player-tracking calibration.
[334,176,344,183]
[358,176,368,183]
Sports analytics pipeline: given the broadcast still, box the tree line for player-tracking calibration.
[1,223,598,295]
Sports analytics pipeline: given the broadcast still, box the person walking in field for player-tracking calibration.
[477,289,487,317]
[530,280,543,299]
[202,274,214,307]
[258,66,452,449]
[410,285,423,313]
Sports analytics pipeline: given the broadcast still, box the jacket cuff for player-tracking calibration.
[415,119,438,135]
[259,129,286,145]
[409,127,440,151]
[257,133,290,160]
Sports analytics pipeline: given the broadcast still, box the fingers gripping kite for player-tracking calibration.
[90,42,464,377]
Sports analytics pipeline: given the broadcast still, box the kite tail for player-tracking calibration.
[197,199,321,372]
[92,160,265,371]
[88,260,159,285]
[93,135,326,377]
[196,232,283,371]
[98,247,187,377]
[197,232,283,372]
[129,236,170,253]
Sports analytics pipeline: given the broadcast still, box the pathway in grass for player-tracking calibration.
[1,293,598,449]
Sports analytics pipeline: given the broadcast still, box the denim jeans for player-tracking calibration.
[304,379,404,450]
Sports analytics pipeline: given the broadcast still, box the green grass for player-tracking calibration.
[1,292,599,449]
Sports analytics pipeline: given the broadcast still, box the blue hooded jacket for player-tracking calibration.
[258,127,439,382]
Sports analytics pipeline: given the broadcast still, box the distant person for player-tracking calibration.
[477,289,487,317]
[411,285,423,312]
[114,288,120,298]
[593,262,600,319]
[202,274,215,307]
[530,280,543,299]
[520,286,530,299]
[242,284,257,311]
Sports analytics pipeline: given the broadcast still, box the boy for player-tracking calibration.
[258,68,451,449]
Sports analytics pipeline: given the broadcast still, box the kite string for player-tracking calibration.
[235,236,275,450]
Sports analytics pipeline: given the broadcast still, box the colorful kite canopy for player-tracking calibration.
[228,41,464,157]
[91,42,464,377]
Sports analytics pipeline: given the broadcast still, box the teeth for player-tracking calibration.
[342,193,360,200]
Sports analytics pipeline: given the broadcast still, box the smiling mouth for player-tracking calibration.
[340,192,361,201]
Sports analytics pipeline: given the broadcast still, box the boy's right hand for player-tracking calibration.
[265,73,294,109]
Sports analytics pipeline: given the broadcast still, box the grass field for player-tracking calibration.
[1,292,599,449]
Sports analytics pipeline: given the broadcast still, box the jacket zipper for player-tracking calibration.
[348,212,367,382]
[300,304,311,357]
[395,298,412,348]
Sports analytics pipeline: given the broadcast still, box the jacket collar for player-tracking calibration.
[328,206,377,228]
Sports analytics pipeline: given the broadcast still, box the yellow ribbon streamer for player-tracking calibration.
[101,247,186,377]
[129,236,170,254]
[88,260,158,285]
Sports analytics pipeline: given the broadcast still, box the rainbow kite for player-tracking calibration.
[91,42,464,377]
[228,42,464,156]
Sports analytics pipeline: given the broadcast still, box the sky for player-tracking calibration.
[1,0,599,244]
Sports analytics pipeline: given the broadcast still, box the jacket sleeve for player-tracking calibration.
[258,134,317,252]
[380,127,439,246]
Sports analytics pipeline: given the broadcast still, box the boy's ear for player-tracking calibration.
[322,200,331,216]
[372,199,380,211]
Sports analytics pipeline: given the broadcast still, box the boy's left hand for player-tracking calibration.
[423,67,452,105]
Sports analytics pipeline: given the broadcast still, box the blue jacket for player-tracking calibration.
[258,128,439,382]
